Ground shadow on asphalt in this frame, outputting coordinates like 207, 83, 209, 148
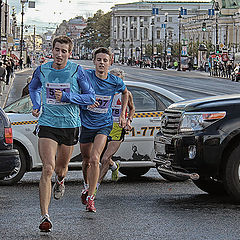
156, 193, 240, 208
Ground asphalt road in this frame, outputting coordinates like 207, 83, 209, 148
2, 62, 240, 239
2, 170, 240, 240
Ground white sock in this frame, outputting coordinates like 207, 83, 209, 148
84, 182, 89, 190
96, 183, 100, 190
57, 177, 64, 185
110, 162, 117, 171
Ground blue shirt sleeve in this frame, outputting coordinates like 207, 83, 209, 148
29, 66, 42, 111
61, 65, 95, 105
115, 75, 126, 93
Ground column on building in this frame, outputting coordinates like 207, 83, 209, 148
127, 16, 131, 40
137, 16, 140, 40
119, 16, 123, 40
149, 16, 152, 41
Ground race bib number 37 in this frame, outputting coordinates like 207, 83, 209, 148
87, 95, 111, 113
46, 83, 70, 105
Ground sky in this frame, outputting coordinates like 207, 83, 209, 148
8, 0, 211, 34
9, 0, 135, 34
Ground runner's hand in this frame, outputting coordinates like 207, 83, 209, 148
55, 90, 62, 102
119, 114, 126, 128
88, 101, 100, 108
32, 109, 40, 117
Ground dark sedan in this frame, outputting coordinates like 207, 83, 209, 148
0, 107, 19, 182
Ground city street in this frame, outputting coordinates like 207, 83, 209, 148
1, 64, 240, 239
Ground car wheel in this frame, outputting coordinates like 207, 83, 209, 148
0, 144, 26, 185
119, 167, 150, 177
224, 144, 240, 202
193, 177, 228, 196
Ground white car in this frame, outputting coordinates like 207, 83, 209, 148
1, 81, 183, 185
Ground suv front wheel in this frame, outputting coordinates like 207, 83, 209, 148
224, 144, 240, 202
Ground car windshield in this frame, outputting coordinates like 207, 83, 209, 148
4, 95, 33, 114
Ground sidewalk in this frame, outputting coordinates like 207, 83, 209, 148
0, 68, 30, 109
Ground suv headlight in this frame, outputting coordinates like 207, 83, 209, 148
179, 112, 226, 133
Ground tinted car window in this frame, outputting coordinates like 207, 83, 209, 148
4, 96, 32, 114
127, 86, 157, 112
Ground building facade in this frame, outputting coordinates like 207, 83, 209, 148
183, 0, 240, 55
111, 0, 212, 62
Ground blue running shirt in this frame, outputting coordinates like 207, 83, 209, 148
80, 69, 126, 129
29, 61, 95, 128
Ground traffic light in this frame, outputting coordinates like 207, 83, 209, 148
202, 22, 206, 31
216, 44, 220, 53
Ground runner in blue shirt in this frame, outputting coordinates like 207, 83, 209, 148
80, 47, 128, 212
29, 36, 95, 232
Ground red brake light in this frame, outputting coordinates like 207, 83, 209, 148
5, 127, 13, 144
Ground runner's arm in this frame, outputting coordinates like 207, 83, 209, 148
61, 66, 95, 105
126, 91, 135, 129
119, 87, 128, 128
29, 67, 42, 111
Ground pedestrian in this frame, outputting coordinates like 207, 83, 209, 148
0, 62, 6, 96
21, 76, 32, 97
97, 68, 135, 187
28, 35, 95, 232
27, 55, 31, 68
80, 47, 128, 213
19, 58, 23, 70
5, 61, 12, 85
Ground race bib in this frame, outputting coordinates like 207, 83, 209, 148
87, 95, 111, 113
112, 93, 122, 122
46, 82, 70, 105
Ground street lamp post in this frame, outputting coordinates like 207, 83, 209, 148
214, 1, 220, 53
178, 9, 182, 71
140, 19, 144, 64
20, 0, 28, 60
0, 0, 3, 57
163, 13, 168, 70
130, 21, 134, 65
121, 23, 125, 64
151, 16, 154, 68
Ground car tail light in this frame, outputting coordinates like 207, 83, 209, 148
4, 127, 13, 144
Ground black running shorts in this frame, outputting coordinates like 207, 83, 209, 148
37, 125, 79, 146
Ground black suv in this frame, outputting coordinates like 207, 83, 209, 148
154, 94, 240, 202
0, 107, 19, 183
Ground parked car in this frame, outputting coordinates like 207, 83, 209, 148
153, 94, 240, 202
2, 81, 183, 185
0, 107, 19, 183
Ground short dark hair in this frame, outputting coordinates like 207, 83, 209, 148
92, 47, 112, 60
52, 35, 73, 52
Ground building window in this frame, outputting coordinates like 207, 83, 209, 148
144, 16, 148, 22
157, 30, 161, 39
168, 17, 172, 22
134, 28, 137, 39
157, 17, 160, 22
144, 27, 148, 39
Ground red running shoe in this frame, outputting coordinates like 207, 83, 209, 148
39, 214, 52, 232
86, 195, 96, 213
81, 189, 88, 205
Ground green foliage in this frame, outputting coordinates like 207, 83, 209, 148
144, 44, 152, 57
82, 10, 111, 50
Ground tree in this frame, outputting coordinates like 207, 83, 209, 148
82, 10, 111, 51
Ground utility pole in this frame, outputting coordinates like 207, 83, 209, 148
5, 0, 8, 55
178, 9, 182, 71
20, 0, 25, 60
0, 0, 2, 58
